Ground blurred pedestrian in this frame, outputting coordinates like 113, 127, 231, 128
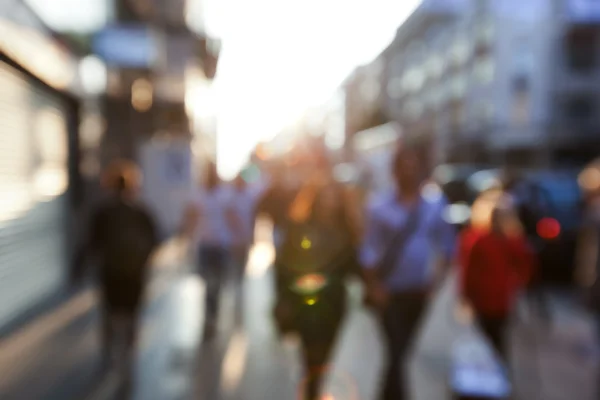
256, 162, 296, 253
182, 162, 237, 339
575, 160, 600, 400
272, 146, 361, 400
361, 144, 455, 400
228, 173, 260, 282
462, 195, 536, 361
72, 160, 159, 379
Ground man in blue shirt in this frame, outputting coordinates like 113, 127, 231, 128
361, 144, 456, 400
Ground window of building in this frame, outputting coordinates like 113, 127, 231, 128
431, 87, 443, 108
513, 39, 534, 75
565, 27, 598, 73
391, 53, 404, 71
473, 55, 495, 84
426, 55, 445, 79
511, 92, 530, 127
402, 68, 426, 93
449, 100, 465, 130
450, 38, 470, 66
450, 73, 467, 99
565, 95, 595, 121
403, 100, 423, 120
387, 76, 403, 99
360, 79, 380, 103
476, 18, 495, 44
472, 102, 494, 127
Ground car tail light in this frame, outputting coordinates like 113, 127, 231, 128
537, 218, 561, 240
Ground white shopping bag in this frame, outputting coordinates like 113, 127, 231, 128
449, 301, 511, 399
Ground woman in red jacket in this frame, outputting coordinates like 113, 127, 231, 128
461, 195, 536, 361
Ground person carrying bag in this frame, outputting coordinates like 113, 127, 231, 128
360, 144, 456, 400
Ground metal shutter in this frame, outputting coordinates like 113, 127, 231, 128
0, 62, 69, 327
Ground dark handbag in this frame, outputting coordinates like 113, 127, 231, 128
363, 201, 424, 308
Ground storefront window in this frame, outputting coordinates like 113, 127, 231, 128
402, 68, 426, 93
451, 37, 470, 66
450, 73, 468, 99
473, 56, 495, 84
387, 76, 403, 99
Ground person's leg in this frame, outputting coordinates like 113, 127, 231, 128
379, 292, 429, 400
100, 284, 118, 371
233, 245, 249, 324
201, 246, 228, 338
100, 304, 115, 370
299, 313, 343, 400
379, 297, 403, 400
477, 316, 509, 362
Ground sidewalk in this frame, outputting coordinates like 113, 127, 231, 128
6, 234, 596, 400
0, 238, 188, 400
411, 272, 600, 400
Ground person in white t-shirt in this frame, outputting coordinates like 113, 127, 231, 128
182, 163, 237, 338
228, 174, 263, 282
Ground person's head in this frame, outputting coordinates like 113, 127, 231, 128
391, 143, 424, 193
234, 173, 247, 190
470, 189, 503, 231
101, 159, 142, 199
579, 159, 600, 207
204, 162, 219, 190
490, 195, 522, 237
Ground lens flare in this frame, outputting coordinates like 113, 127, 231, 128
301, 237, 312, 249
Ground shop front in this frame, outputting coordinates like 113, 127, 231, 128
0, 10, 80, 328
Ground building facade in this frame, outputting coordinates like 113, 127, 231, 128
0, 0, 83, 329
347, 0, 600, 169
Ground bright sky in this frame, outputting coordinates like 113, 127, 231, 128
25, 0, 421, 177
203, 0, 421, 177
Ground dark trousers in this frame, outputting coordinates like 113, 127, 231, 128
379, 290, 429, 400
299, 320, 341, 400
198, 245, 229, 327
477, 315, 508, 362
231, 244, 250, 283
298, 298, 345, 400
99, 272, 145, 369
231, 244, 250, 323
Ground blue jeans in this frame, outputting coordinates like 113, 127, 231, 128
198, 245, 229, 324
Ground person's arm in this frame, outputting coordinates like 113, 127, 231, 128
180, 202, 200, 239
457, 230, 475, 299
341, 186, 363, 245
225, 202, 243, 243
506, 236, 537, 286
359, 200, 388, 306
432, 205, 457, 286
576, 224, 599, 289
464, 237, 485, 303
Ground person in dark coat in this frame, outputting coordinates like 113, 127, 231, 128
73, 160, 159, 375
272, 146, 361, 400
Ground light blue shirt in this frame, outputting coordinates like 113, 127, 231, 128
227, 184, 264, 246
360, 190, 456, 292
190, 185, 234, 247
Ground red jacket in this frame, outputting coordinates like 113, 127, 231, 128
460, 230, 536, 317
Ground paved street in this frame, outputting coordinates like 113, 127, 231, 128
1, 228, 599, 400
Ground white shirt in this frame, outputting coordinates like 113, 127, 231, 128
189, 185, 234, 247
227, 184, 263, 247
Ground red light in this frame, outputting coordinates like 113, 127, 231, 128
537, 218, 561, 240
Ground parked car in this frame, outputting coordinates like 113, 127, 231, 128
432, 164, 492, 230
467, 168, 583, 286
509, 170, 583, 286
